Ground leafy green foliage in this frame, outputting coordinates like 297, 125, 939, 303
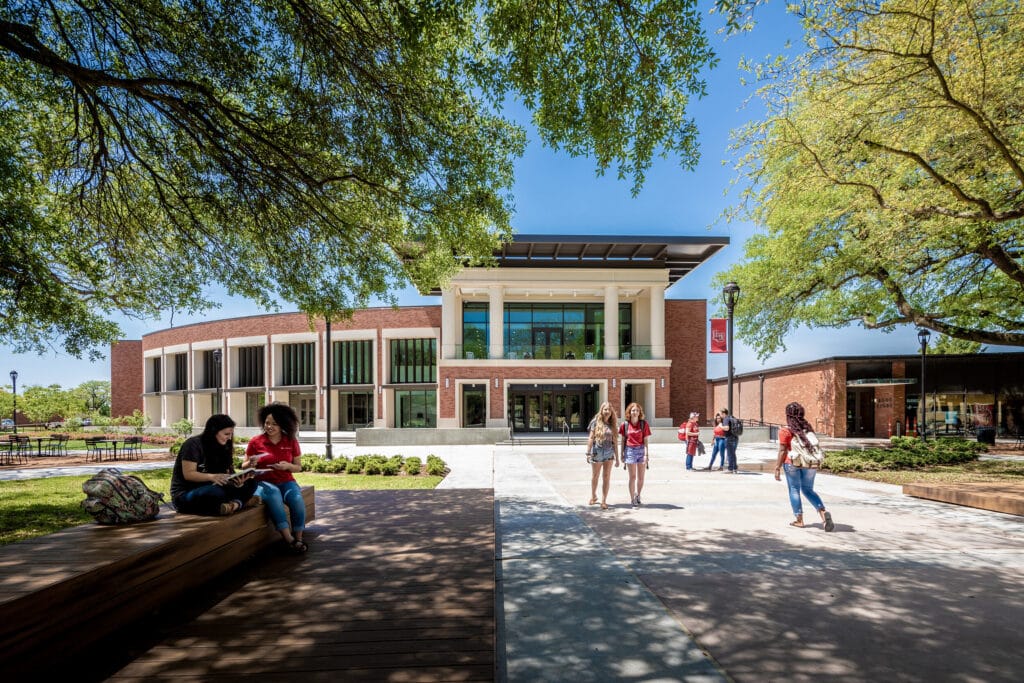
718, 0, 1024, 357
404, 456, 422, 476
825, 436, 986, 473
1, 0, 717, 358
170, 419, 194, 439
426, 454, 448, 476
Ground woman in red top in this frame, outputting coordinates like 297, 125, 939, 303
619, 402, 652, 508
682, 411, 702, 471
243, 402, 308, 553
774, 402, 835, 531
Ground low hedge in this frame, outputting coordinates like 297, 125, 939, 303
824, 436, 986, 473
303, 453, 444, 477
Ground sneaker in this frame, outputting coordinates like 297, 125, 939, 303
218, 500, 241, 515
631, 495, 638, 508
636, 496, 642, 506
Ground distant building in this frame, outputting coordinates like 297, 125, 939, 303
708, 353, 1024, 438
111, 235, 726, 435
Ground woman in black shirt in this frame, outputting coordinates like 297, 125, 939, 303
170, 414, 257, 515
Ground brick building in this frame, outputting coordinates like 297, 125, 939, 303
111, 235, 726, 435
708, 353, 1024, 438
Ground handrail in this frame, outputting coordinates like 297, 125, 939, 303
562, 421, 570, 446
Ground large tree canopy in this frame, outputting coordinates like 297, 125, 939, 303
1, 0, 716, 359
717, 0, 1024, 358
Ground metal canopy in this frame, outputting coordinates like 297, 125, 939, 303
846, 378, 917, 387
430, 234, 729, 293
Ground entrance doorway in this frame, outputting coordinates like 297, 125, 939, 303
290, 393, 317, 431
509, 385, 597, 433
846, 389, 875, 436
462, 385, 486, 428
338, 391, 373, 430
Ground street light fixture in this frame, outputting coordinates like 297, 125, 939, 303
723, 281, 741, 416
917, 328, 931, 440
9, 370, 17, 435
212, 349, 223, 414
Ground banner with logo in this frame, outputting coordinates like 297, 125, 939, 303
710, 318, 727, 353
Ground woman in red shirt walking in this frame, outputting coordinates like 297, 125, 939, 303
619, 402, 652, 508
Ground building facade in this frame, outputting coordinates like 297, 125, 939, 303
708, 353, 1024, 438
112, 236, 726, 433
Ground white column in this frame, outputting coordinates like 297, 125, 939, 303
604, 285, 619, 360
441, 289, 457, 359
650, 285, 665, 360
489, 285, 504, 359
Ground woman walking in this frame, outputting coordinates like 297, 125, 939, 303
619, 402, 651, 508
707, 413, 726, 470
585, 402, 620, 509
682, 411, 701, 471
774, 402, 835, 531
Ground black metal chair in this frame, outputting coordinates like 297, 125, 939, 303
120, 436, 142, 460
84, 436, 113, 462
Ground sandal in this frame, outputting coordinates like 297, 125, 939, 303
823, 511, 835, 532
790, 516, 805, 528
219, 500, 242, 516
289, 539, 308, 554
600, 502, 608, 510
589, 497, 599, 506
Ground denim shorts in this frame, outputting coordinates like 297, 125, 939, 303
591, 446, 615, 463
623, 445, 646, 464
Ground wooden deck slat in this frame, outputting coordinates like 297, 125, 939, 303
103, 488, 496, 681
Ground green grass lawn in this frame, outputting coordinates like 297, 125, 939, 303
0, 468, 443, 546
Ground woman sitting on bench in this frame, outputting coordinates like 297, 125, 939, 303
242, 403, 308, 554
171, 414, 257, 516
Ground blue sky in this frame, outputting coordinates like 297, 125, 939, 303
2, 3, 940, 389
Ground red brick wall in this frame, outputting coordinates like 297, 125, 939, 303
110, 340, 143, 417
665, 299, 707, 425
709, 360, 845, 436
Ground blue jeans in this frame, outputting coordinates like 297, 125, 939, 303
173, 479, 258, 516
783, 463, 826, 516
709, 437, 726, 468
725, 437, 738, 472
257, 480, 306, 533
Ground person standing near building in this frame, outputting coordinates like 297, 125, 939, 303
682, 411, 701, 471
619, 402, 652, 507
720, 407, 740, 473
586, 402, 620, 510
706, 412, 727, 471
774, 402, 835, 531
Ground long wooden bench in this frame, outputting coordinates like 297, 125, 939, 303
0, 485, 315, 677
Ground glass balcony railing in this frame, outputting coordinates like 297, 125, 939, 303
454, 345, 489, 359
454, 344, 654, 360
619, 346, 652, 360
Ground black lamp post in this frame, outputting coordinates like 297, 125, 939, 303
917, 328, 930, 440
325, 319, 333, 460
723, 281, 741, 416
758, 373, 766, 424
9, 370, 17, 435
212, 349, 223, 414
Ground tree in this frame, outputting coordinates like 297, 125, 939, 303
930, 335, 985, 355
73, 380, 112, 416
1, 0, 716, 359
717, 0, 1024, 358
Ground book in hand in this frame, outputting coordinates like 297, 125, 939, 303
221, 468, 271, 484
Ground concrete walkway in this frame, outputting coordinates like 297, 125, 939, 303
4, 441, 1023, 681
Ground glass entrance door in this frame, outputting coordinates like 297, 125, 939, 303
532, 328, 563, 359
509, 386, 596, 433
846, 389, 875, 437
290, 393, 317, 431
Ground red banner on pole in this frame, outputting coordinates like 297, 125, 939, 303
710, 318, 727, 353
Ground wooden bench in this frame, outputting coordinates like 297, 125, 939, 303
0, 485, 315, 677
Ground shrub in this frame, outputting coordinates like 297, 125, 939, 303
404, 456, 422, 475
171, 419, 194, 438
825, 436, 984, 473
170, 437, 187, 456
347, 455, 368, 474
380, 460, 400, 475
426, 455, 447, 476
304, 455, 350, 473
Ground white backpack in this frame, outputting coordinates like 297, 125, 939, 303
789, 430, 825, 468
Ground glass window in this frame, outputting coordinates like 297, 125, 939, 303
396, 390, 436, 428
389, 339, 437, 383
237, 346, 265, 387
282, 342, 315, 385
333, 340, 373, 384
462, 303, 488, 358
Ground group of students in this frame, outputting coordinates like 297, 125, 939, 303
169, 402, 309, 553
586, 400, 836, 530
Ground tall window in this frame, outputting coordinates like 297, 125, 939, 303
203, 350, 222, 389
462, 302, 489, 358
396, 390, 437, 428
148, 357, 162, 393
172, 354, 188, 391
504, 303, 631, 357
333, 340, 373, 384
389, 338, 436, 383
282, 342, 315, 385
237, 346, 265, 387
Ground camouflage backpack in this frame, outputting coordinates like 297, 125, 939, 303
81, 468, 165, 524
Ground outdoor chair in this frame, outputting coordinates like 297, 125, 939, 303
120, 436, 142, 460
84, 437, 113, 462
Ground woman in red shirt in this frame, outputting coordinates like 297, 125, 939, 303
243, 402, 308, 553
774, 402, 835, 531
682, 411, 702, 471
619, 402, 652, 508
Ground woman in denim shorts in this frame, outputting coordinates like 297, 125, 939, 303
586, 402, 620, 510
618, 402, 652, 508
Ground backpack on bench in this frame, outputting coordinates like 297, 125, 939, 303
82, 468, 165, 524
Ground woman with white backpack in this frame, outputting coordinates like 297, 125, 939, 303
774, 402, 835, 531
